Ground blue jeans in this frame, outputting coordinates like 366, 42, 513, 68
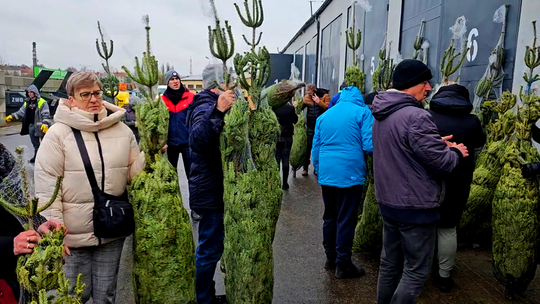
377, 216, 436, 304
194, 210, 224, 304
321, 185, 362, 265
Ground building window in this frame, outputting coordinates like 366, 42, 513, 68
196, 85, 203, 89
188, 84, 194, 89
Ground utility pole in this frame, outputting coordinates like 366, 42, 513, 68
309, 1, 323, 16
190, 57, 193, 76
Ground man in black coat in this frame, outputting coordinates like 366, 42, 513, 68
428, 84, 486, 292
302, 84, 330, 176
273, 101, 298, 190
186, 64, 235, 304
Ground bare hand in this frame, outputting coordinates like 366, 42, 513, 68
217, 90, 235, 112
37, 220, 63, 235
451, 143, 469, 158
63, 245, 71, 257
161, 144, 168, 152
14, 230, 40, 255
312, 94, 320, 104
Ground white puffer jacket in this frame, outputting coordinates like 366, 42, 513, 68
35, 99, 144, 248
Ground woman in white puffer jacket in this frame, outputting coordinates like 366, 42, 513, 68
35, 72, 144, 304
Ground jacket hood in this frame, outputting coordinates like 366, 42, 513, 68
430, 84, 473, 116
337, 86, 368, 108
27, 84, 40, 100
186, 89, 218, 128
371, 90, 423, 121
54, 98, 126, 132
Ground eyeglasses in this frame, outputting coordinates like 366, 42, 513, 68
79, 91, 103, 101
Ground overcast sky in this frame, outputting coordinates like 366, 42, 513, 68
0, 0, 318, 76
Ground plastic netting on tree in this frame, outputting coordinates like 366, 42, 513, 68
354, 0, 372, 12
473, 5, 508, 113
0, 145, 79, 304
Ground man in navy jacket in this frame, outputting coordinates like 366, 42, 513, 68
162, 70, 194, 177
186, 64, 235, 304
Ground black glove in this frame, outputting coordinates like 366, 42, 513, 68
521, 162, 540, 179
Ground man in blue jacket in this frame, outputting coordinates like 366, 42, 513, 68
162, 70, 195, 177
312, 85, 373, 279
186, 64, 235, 304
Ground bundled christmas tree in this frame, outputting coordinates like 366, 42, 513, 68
209, 0, 283, 301
290, 98, 307, 172
459, 92, 516, 239
492, 20, 540, 298
126, 15, 195, 303
95, 21, 120, 104
353, 155, 382, 255
345, 2, 365, 93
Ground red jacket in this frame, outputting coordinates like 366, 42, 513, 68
162, 90, 195, 145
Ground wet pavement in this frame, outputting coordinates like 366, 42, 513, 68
3, 132, 540, 303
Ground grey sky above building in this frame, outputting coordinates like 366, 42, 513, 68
0, 0, 316, 75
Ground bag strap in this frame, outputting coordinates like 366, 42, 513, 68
71, 128, 105, 191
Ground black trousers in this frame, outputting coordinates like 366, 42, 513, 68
275, 136, 293, 185
303, 128, 315, 171
321, 185, 363, 265
167, 144, 191, 178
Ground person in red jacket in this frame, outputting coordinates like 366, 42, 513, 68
162, 70, 195, 177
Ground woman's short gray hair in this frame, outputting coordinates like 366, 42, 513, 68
66, 72, 103, 96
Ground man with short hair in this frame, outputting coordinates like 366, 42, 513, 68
186, 64, 235, 304
5, 85, 51, 163
371, 59, 469, 304
162, 70, 195, 177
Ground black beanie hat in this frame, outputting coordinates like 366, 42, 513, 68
392, 59, 433, 90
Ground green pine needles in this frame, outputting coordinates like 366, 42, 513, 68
210, 0, 282, 301
127, 14, 195, 303
95, 21, 120, 103
122, 15, 159, 100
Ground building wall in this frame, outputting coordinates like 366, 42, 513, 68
283, 0, 538, 100
512, 0, 540, 95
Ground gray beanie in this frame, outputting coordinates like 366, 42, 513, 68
202, 64, 225, 90
165, 70, 180, 85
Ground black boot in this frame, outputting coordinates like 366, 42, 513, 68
211, 295, 228, 304
29, 156, 36, 164
282, 182, 289, 190
324, 257, 336, 270
434, 272, 455, 292
335, 262, 366, 279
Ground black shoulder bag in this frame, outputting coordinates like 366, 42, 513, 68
71, 128, 134, 240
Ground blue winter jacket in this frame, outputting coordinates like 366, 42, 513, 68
312, 86, 373, 188
185, 90, 225, 212
327, 92, 341, 110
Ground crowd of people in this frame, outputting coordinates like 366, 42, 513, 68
0, 58, 517, 304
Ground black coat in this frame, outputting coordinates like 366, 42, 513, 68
186, 90, 225, 213
306, 88, 329, 130
429, 84, 486, 228
0, 206, 23, 283
273, 102, 298, 138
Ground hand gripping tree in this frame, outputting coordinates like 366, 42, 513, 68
126, 15, 195, 304
95, 21, 120, 104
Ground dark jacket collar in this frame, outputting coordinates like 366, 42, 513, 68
429, 84, 473, 116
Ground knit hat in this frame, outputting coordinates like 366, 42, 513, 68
392, 59, 433, 90
165, 70, 180, 85
202, 64, 225, 90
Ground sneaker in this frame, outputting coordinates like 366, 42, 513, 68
434, 273, 455, 292
335, 262, 366, 279
324, 258, 336, 270
282, 183, 289, 190
302, 170, 308, 176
